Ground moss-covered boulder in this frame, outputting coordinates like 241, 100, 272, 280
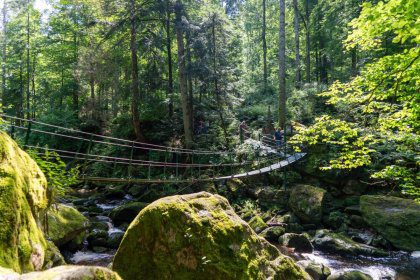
112, 192, 309, 280
289, 184, 329, 224
297, 260, 331, 280
248, 215, 268, 233
259, 226, 286, 243
109, 201, 148, 226
313, 230, 388, 257
15, 265, 121, 280
47, 204, 89, 250
0, 132, 62, 273
360, 195, 420, 251
279, 233, 313, 253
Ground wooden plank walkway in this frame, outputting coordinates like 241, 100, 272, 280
80, 153, 307, 184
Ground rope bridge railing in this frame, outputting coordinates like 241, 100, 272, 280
1, 114, 305, 184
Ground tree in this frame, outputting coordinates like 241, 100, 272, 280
129, 0, 143, 141
175, 0, 193, 148
293, 0, 301, 87
262, 0, 267, 93
278, 0, 286, 129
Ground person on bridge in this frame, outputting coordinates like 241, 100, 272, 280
274, 128, 283, 147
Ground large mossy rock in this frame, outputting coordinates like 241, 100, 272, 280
47, 204, 89, 250
313, 230, 388, 257
360, 195, 420, 251
0, 132, 62, 273
289, 185, 328, 224
0, 265, 121, 280
112, 192, 309, 280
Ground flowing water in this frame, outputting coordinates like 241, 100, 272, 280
302, 250, 420, 280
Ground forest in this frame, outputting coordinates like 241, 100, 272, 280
0, 0, 419, 279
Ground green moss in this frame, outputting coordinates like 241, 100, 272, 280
248, 215, 268, 233
289, 184, 327, 224
0, 132, 53, 273
113, 192, 309, 280
47, 204, 89, 247
360, 195, 420, 251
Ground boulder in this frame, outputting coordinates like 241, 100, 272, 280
313, 230, 388, 257
259, 226, 286, 243
254, 186, 289, 208
109, 201, 148, 226
289, 185, 329, 224
324, 211, 348, 229
112, 192, 309, 280
327, 270, 372, 280
248, 215, 268, 233
279, 233, 313, 253
360, 195, 420, 251
0, 132, 63, 273
47, 204, 89, 250
297, 260, 331, 280
342, 180, 366, 196
15, 265, 121, 280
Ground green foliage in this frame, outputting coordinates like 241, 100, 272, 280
27, 149, 79, 203
292, 0, 419, 200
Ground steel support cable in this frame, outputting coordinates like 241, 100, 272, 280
0, 114, 233, 155
27, 145, 283, 169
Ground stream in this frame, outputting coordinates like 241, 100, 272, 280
66, 190, 419, 279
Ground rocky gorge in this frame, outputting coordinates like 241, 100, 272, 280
0, 132, 419, 280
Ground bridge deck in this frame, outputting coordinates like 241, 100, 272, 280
80, 153, 307, 184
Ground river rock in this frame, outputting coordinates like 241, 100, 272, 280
313, 230, 388, 257
297, 260, 331, 280
279, 233, 313, 253
112, 192, 310, 280
259, 226, 286, 243
360, 195, 420, 251
109, 201, 148, 226
289, 184, 329, 224
324, 211, 348, 229
327, 270, 373, 280
248, 215, 268, 233
17, 265, 121, 280
0, 132, 63, 273
47, 204, 89, 250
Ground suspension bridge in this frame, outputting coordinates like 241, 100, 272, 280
1, 114, 306, 184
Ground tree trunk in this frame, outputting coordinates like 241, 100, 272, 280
129, 0, 143, 141
186, 29, 194, 134
166, 0, 174, 118
1, 1, 6, 106
175, 0, 193, 148
26, 0, 30, 119
278, 0, 286, 129
31, 55, 36, 118
18, 55, 24, 120
319, 37, 328, 84
212, 15, 229, 148
305, 0, 310, 83
262, 0, 268, 93
293, 0, 301, 87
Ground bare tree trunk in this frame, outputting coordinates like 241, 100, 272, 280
166, 0, 174, 118
32, 55, 36, 118
186, 29, 194, 134
319, 37, 328, 84
18, 54, 24, 120
262, 0, 268, 93
278, 0, 286, 129
293, 0, 301, 87
175, 0, 193, 148
1, 1, 6, 106
129, 0, 143, 141
305, 0, 310, 83
26, 0, 30, 119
